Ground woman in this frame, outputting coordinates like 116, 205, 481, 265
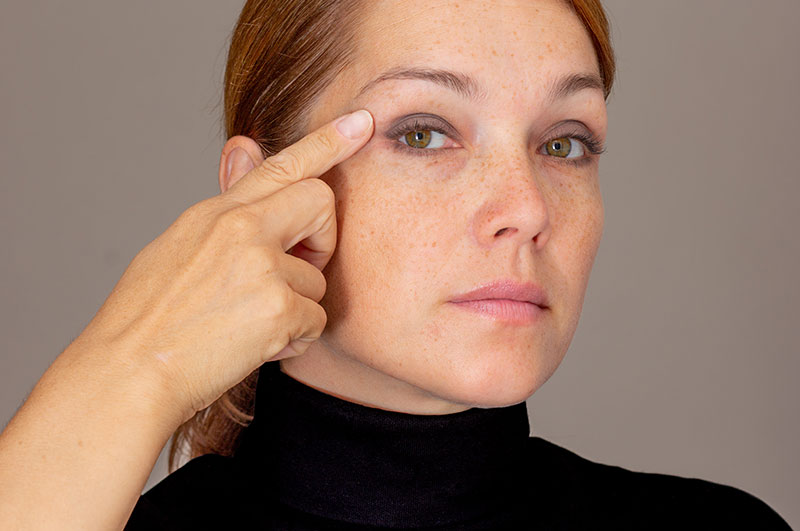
0, 0, 791, 529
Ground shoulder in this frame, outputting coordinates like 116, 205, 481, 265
526, 436, 791, 530
125, 454, 252, 530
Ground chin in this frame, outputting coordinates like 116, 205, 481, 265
423, 352, 557, 409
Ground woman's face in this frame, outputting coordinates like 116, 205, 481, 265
280, 0, 607, 414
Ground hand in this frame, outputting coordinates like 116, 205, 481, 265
79, 109, 373, 422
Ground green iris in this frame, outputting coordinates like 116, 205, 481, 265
546, 137, 572, 157
404, 130, 432, 149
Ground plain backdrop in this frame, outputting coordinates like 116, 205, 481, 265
1, 1, 797, 526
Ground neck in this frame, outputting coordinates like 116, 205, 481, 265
235, 361, 532, 528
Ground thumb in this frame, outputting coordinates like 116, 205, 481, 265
225, 147, 256, 189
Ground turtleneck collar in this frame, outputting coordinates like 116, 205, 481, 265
235, 361, 532, 528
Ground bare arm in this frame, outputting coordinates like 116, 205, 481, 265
0, 110, 374, 530
0, 336, 182, 529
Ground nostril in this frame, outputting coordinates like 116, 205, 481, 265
495, 227, 510, 236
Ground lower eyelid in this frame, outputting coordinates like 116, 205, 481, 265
389, 140, 443, 157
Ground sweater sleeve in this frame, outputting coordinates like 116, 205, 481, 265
124, 454, 238, 531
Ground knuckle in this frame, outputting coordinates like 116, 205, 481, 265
258, 246, 281, 275
240, 244, 279, 277
317, 303, 329, 330
263, 281, 293, 319
299, 178, 336, 205
307, 130, 339, 158
177, 198, 214, 230
265, 150, 304, 181
313, 264, 328, 291
310, 266, 328, 301
193, 195, 223, 215
213, 206, 255, 235
177, 202, 202, 225
311, 304, 328, 338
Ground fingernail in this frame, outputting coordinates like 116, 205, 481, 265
335, 109, 372, 140
226, 147, 253, 177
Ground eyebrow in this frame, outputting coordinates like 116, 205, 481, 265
355, 66, 604, 104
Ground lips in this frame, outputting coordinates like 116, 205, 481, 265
449, 279, 548, 308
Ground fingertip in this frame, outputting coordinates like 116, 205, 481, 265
334, 109, 373, 140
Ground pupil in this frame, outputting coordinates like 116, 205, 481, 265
554, 141, 562, 150
415, 132, 423, 140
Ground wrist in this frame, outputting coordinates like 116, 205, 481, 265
0, 335, 187, 529
59, 334, 191, 437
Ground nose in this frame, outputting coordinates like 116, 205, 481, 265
471, 151, 551, 250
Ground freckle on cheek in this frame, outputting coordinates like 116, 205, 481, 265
425, 321, 442, 342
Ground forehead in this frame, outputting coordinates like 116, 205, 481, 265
348, 0, 599, 99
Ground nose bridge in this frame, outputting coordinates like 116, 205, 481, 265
470, 143, 551, 248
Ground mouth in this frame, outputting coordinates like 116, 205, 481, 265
448, 298, 546, 325
449, 279, 549, 308
448, 279, 548, 325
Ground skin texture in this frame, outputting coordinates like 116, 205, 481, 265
220, 0, 608, 415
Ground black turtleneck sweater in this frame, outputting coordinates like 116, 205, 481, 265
126, 361, 790, 530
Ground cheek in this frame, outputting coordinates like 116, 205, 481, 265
578, 199, 604, 275
553, 178, 604, 277
324, 158, 450, 300
341, 152, 458, 258
577, 178, 604, 266
361, 189, 448, 288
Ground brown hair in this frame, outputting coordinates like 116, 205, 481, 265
168, 0, 616, 473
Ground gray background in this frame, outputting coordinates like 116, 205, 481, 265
1, 1, 797, 526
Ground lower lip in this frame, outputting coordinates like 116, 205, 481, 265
449, 299, 545, 324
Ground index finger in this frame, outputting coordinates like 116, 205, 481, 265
226, 109, 374, 202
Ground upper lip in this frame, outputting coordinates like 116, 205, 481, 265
449, 279, 549, 308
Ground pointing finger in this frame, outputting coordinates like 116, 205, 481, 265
225, 109, 374, 203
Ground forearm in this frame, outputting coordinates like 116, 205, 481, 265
0, 338, 182, 530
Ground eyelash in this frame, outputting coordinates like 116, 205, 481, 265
387, 117, 606, 167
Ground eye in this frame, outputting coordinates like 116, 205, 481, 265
388, 115, 460, 155
543, 137, 584, 159
538, 131, 605, 167
401, 129, 448, 149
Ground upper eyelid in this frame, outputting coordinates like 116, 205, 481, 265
386, 114, 458, 140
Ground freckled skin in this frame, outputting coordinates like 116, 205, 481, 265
280, 0, 608, 414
